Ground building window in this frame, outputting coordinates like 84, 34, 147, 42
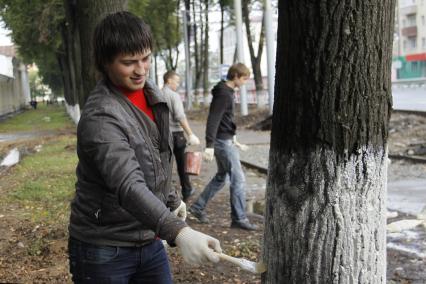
406, 14, 417, 27
422, 16, 425, 26
423, 37, 426, 48
403, 40, 407, 50
408, 36, 417, 49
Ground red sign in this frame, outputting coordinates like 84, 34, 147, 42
406, 53, 426, 61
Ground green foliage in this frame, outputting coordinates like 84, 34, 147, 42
129, 0, 181, 68
0, 104, 74, 133
0, 0, 65, 95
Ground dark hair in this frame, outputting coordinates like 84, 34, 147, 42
93, 11, 153, 75
163, 70, 178, 84
226, 63, 250, 80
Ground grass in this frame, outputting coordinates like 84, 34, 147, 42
0, 104, 74, 133
0, 105, 77, 224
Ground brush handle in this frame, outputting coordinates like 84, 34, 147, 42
218, 253, 242, 266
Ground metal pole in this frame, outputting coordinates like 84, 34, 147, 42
234, 0, 248, 116
264, 0, 276, 114
182, 10, 193, 110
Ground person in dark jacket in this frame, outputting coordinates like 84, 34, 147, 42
189, 63, 258, 231
68, 11, 221, 283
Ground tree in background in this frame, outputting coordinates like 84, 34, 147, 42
218, 0, 232, 65
129, 0, 181, 72
1, 0, 128, 107
242, 0, 264, 92
263, 1, 394, 283
0, 0, 65, 97
201, 0, 210, 99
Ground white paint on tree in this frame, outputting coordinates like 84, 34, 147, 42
264, 146, 387, 283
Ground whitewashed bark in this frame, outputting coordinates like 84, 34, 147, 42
263, 0, 394, 282
263, 146, 387, 283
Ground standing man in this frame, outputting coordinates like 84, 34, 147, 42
162, 70, 200, 202
68, 12, 221, 283
189, 63, 258, 231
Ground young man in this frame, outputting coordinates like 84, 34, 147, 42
189, 63, 258, 231
162, 70, 200, 202
68, 12, 221, 283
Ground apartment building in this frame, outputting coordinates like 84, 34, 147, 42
394, 0, 426, 79
0, 45, 31, 117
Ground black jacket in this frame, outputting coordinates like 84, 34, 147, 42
205, 81, 236, 147
69, 79, 187, 247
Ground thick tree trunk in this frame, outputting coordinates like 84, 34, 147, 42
63, 0, 84, 107
75, 0, 128, 106
263, 1, 394, 283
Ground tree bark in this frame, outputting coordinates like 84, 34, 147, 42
263, 1, 394, 283
220, 3, 225, 65
202, 0, 209, 99
242, 1, 264, 91
75, 0, 128, 107
192, 0, 203, 101
62, 0, 82, 106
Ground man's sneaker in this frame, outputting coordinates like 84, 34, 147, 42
231, 219, 258, 231
182, 189, 196, 203
188, 206, 210, 224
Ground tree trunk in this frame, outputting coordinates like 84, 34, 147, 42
220, 4, 224, 65
75, 0, 128, 107
202, 0, 209, 100
192, 0, 203, 101
263, 1, 394, 283
63, 0, 84, 107
56, 52, 74, 105
242, 1, 264, 91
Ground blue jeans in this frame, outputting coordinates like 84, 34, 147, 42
192, 138, 247, 221
68, 238, 172, 284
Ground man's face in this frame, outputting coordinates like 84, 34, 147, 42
106, 50, 151, 91
167, 75, 181, 92
234, 75, 249, 88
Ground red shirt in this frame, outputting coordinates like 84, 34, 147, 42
120, 87, 155, 122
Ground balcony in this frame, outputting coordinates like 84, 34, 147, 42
400, 5, 417, 15
402, 26, 417, 37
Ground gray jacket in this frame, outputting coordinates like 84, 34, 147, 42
69, 79, 187, 247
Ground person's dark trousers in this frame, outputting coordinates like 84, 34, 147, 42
68, 237, 172, 284
172, 131, 193, 199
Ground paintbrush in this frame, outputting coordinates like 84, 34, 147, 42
218, 253, 267, 274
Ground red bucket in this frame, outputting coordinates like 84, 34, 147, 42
184, 151, 202, 175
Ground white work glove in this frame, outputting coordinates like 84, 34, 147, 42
203, 148, 214, 162
173, 200, 187, 221
187, 134, 200, 145
175, 227, 222, 265
233, 136, 249, 151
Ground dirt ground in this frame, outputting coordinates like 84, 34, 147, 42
0, 108, 425, 283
